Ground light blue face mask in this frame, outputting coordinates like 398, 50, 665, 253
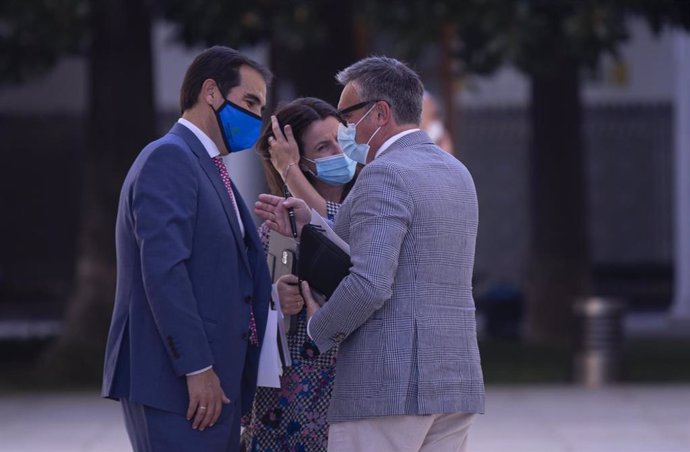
214, 100, 262, 153
303, 153, 357, 186
337, 104, 381, 165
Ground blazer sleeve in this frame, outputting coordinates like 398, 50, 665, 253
309, 162, 413, 352
132, 144, 214, 376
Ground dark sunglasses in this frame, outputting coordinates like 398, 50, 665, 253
338, 99, 380, 116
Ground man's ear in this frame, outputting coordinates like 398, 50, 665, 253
375, 101, 392, 126
201, 78, 218, 106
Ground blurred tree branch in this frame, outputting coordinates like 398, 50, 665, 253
0, 0, 87, 83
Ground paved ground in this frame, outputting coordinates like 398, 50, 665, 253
1, 384, 689, 452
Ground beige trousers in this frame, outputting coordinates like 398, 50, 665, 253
327, 412, 477, 452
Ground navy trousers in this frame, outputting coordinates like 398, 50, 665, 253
121, 399, 240, 452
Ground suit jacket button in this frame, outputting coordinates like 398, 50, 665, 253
241, 332, 248, 340
244, 295, 252, 304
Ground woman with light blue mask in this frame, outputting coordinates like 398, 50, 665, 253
241, 97, 358, 452
257, 97, 359, 221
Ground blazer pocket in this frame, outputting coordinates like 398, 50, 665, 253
336, 318, 385, 388
415, 306, 480, 379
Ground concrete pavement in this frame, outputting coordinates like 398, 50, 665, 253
472, 385, 690, 452
1, 385, 689, 452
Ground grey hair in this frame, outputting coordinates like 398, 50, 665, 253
335, 56, 424, 125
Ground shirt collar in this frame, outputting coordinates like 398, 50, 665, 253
374, 128, 420, 159
177, 118, 222, 160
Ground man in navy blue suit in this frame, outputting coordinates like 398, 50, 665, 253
102, 46, 273, 452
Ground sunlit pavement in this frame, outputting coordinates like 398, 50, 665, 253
1, 385, 689, 452
471, 385, 690, 452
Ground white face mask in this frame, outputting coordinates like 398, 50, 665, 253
337, 104, 381, 165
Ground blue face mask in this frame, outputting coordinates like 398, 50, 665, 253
337, 104, 381, 165
303, 153, 357, 186
214, 100, 262, 153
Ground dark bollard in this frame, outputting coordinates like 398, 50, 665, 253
572, 297, 626, 387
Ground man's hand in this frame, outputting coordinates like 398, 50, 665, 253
277, 274, 304, 316
186, 368, 230, 431
254, 193, 310, 237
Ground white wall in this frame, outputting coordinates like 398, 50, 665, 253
0, 22, 269, 114
0, 56, 87, 114
459, 19, 676, 108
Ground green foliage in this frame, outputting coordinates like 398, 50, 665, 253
163, 0, 349, 52
3, 0, 687, 85
367, 0, 690, 77
0, 0, 87, 83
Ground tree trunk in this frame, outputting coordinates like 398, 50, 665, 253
39, 0, 155, 383
274, 1, 358, 106
525, 56, 590, 343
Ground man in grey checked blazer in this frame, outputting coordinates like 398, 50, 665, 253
256, 56, 484, 451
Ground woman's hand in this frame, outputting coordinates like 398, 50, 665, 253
268, 115, 300, 180
277, 274, 304, 316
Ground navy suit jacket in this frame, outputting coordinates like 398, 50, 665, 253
102, 123, 271, 418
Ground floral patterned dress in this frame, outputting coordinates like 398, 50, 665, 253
241, 206, 340, 452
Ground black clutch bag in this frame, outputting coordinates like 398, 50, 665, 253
297, 224, 351, 299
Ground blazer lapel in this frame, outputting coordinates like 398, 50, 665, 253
170, 123, 251, 274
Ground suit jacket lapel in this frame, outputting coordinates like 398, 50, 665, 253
170, 123, 251, 274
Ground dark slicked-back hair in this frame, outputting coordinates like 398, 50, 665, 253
335, 56, 423, 125
256, 97, 354, 200
179, 46, 273, 114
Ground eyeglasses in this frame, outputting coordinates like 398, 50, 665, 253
338, 99, 380, 116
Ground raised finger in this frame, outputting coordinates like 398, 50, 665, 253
283, 124, 296, 146
271, 115, 286, 142
258, 193, 282, 206
254, 200, 273, 215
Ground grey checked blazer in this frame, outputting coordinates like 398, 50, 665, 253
309, 130, 485, 422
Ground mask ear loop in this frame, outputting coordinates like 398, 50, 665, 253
298, 156, 317, 178
361, 103, 382, 145
355, 103, 378, 127
366, 126, 382, 145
